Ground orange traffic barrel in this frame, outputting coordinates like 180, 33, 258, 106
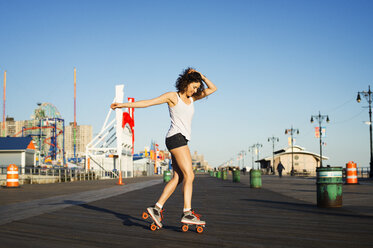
346, 161, 358, 184
6, 164, 19, 188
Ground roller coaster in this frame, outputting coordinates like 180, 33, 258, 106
13, 103, 65, 165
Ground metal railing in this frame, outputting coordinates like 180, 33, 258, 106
357, 167, 370, 178
0, 167, 121, 184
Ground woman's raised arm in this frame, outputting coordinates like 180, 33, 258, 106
111, 92, 176, 110
193, 72, 217, 101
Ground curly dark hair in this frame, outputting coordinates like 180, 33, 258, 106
175, 67, 205, 98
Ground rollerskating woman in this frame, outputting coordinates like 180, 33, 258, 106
111, 68, 217, 231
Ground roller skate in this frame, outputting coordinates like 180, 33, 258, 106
181, 209, 206, 234
142, 205, 164, 231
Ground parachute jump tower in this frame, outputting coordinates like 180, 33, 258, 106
73, 67, 77, 163
85, 85, 134, 178
2, 71, 6, 137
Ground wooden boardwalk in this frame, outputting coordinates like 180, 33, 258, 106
0, 174, 372, 247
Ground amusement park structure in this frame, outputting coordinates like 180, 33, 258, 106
85, 85, 135, 178
73, 67, 77, 163
13, 103, 65, 166
2, 68, 86, 167
2, 71, 6, 137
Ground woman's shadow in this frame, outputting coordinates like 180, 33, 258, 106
63, 200, 180, 231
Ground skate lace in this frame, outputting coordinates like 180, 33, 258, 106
191, 210, 201, 220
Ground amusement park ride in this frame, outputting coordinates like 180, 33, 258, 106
13, 102, 65, 166
2, 68, 134, 175
9, 68, 73, 167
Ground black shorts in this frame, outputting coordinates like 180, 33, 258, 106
165, 133, 188, 151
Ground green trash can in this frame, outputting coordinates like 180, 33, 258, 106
209, 171, 214, 177
250, 169, 262, 188
233, 169, 240, 182
316, 167, 343, 208
217, 171, 222, 179
163, 170, 172, 183
222, 170, 227, 180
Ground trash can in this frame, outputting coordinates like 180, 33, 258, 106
316, 167, 343, 208
233, 169, 240, 182
250, 169, 262, 188
209, 170, 214, 177
217, 171, 222, 179
163, 170, 172, 183
222, 170, 227, 180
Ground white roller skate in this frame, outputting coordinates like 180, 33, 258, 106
142, 205, 164, 231
181, 209, 206, 233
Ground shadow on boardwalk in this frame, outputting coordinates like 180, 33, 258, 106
62, 200, 182, 233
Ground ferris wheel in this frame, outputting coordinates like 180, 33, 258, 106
31, 102, 62, 120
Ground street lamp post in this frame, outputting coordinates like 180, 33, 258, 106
237, 153, 240, 168
268, 136, 279, 174
239, 150, 246, 170
310, 111, 330, 168
357, 86, 373, 178
248, 146, 255, 169
252, 143, 263, 170
285, 126, 299, 176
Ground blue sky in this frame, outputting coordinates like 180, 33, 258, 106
1, 0, 372, 168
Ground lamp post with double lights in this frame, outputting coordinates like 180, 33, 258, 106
285, 126, 299, 176
251, 143, 263, 170
357, 86, 373, 177
310, 111, 330, 168
248, 146, 255, 170
268, 136, 279, 174
239, 150, 246, 169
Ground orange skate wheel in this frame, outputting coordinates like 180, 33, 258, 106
142, 212, 149, 219
182, 225, 189, 232
150, 224, 157, 231
196, 226, 204, 233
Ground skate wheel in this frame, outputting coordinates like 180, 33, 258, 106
142, 212, 149, 219
150, 223, 158, 231
196, 226, 204, 233
182, 224, 189, 232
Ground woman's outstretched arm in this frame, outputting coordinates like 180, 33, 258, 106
111, 92, 176, 110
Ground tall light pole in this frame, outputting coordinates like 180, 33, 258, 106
239, 150, 246, 169
285, 126, 299, 176
252, 143, 263, 170
237, 153, 240, 168
268, 136, 279, 174
310, 111, 330, 168
248, 146, 255, 169
357, 86, 373, 178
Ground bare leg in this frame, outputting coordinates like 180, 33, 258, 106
156, 146, 193, 209
167, 145, 194, 209
157, 155, 183, 206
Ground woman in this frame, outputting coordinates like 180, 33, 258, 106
111, 68, 217, 229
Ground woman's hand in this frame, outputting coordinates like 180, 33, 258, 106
188, 68, 206, 81
111, 103, 121, 110
188, 68, 200, 75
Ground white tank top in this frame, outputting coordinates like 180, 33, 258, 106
166, 93, 194, 141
